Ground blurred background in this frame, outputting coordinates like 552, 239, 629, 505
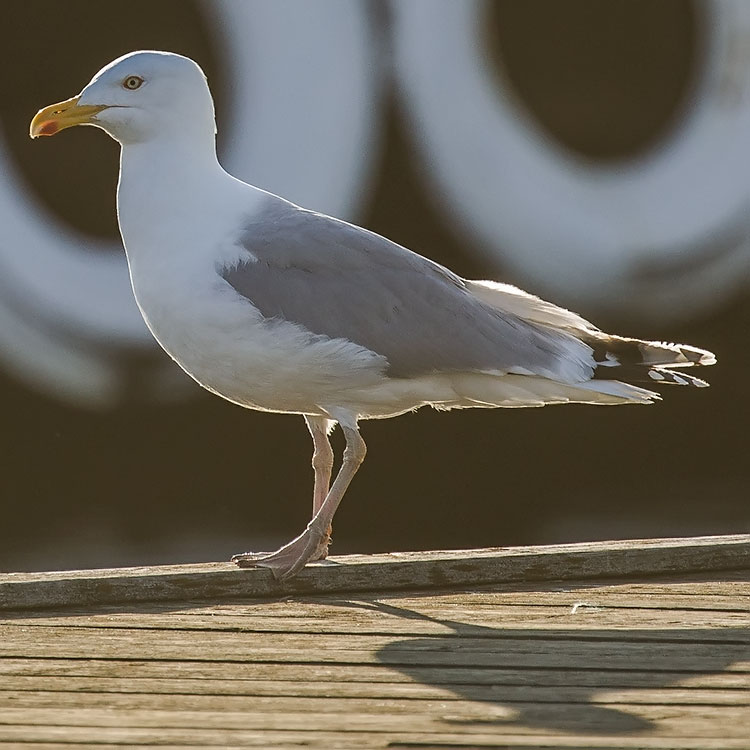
0, 0, 747, 572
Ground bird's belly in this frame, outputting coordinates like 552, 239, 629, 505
131, 272, 386, 415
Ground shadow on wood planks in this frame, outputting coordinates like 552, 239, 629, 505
339, 597, 750, 736
2, 572, 747, 738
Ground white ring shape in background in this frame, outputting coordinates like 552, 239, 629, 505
393, 0, 750, 317
0, 0, 381, 406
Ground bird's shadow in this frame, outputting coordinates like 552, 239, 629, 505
3, 575, 746, 736
325, 591, 749, 736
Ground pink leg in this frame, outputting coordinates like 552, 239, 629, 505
232, 418, 366, 580
306, 415, 334, 560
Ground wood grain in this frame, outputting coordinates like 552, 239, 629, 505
0, 536, 747, 748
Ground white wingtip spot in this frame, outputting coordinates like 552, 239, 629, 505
648, 370, 665, 381
595, 352, 619, 368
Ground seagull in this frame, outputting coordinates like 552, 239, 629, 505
30, 51, 716, 580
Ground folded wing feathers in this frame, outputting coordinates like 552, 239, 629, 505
467, 280, 596, 332
646, 367, 709, 388
589, 334, 716, 368
585, 334, 715, 387
467, 279, 716, 389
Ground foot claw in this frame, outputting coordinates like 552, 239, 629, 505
231, 551, 271, 567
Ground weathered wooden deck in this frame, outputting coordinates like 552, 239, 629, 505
0, 534, 748, 748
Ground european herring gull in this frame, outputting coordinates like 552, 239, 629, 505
30, 51, 716, 580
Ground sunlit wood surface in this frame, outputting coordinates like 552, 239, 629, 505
0, 535, 748, 748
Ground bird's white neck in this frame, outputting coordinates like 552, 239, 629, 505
118, 135, 223, 202
117, 136, 229, 252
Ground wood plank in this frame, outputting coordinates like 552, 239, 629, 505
1, 658, 747, 688
0, 658, 746, 689
2, 682, 746, 706
6, 581, 750, 627
1, 624, 748, 667
1, 534, 748, 610
6, 605, 748, 635
0, 704, 748, 736
0, 726, 747, 749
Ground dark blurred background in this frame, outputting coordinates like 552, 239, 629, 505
0, 1, 747, 572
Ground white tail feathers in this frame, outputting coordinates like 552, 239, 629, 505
448, 372, 659, 408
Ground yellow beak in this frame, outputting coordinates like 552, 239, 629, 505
29, 95, 107, 138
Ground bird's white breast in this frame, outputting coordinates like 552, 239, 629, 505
117, 156, 385, 415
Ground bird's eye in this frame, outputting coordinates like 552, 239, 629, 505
123, 76, 144, 90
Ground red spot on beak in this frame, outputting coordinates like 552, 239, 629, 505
38, 121, 60, 136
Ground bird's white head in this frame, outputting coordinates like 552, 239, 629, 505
30, 50, 216, 146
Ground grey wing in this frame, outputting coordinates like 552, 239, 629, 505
220, 197, 593, 382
